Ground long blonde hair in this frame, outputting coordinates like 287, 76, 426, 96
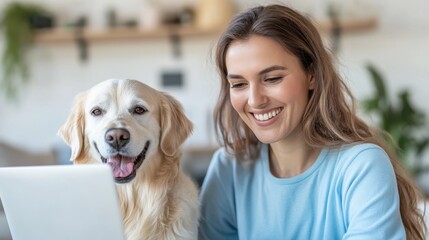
213, 4, 426, 239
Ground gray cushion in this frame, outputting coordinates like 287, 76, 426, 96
0, 142, 56, 167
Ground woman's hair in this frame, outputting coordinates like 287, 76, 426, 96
213, 4, 426, 239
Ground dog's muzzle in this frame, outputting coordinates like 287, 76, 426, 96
95, 140, 150, 184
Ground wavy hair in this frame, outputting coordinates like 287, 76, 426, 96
213, 4, 426, 239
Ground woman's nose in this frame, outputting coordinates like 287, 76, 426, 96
248, 85, 268, 108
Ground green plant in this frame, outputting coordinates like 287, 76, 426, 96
362, 63, 429, 175
0, 2, 49, 99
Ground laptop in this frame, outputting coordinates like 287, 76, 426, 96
0, 164, 125, 240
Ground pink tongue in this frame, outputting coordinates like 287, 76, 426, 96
106, 156, 135, 178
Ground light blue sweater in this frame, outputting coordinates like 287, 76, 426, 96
198, 143, 405, 240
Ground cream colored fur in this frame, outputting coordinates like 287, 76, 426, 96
58, 79, 199, 240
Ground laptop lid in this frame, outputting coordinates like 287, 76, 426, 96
0, 164, 125, 240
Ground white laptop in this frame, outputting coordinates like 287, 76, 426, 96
0, 164, 125, 240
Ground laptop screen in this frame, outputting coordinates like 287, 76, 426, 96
0, 164, 125, 240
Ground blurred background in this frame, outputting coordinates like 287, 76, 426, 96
0, 0, 429, 238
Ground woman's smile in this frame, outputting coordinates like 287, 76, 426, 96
252, 107, 283, 121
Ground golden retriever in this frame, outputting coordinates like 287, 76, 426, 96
58, 79, 199, 240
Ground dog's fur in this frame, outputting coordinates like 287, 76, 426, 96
59, 79, 199, 240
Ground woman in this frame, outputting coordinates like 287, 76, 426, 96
199, 4, 426, 240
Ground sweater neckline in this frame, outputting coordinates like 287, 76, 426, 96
261, 144, 329, 185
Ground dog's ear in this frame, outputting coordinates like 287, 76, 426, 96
159, 93, 193, 157
58, 92, 87, 162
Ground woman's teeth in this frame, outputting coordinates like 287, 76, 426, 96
254, 108, 281, 121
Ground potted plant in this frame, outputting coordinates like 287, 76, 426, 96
0, 2, 54, 100
362, 63, 429, 194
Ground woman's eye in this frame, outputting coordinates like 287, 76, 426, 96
265, 77, 282, 83
230, 82, 246, 89
91, 107, 103, 116
133, 106, 147, 115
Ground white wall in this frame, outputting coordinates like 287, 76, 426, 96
0, 0, 428, 159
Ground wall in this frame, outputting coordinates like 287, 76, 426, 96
0, 0, 428, 159
0, 0, 221, 152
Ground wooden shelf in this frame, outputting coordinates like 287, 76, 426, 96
33, 25, 221, 43
33, 16, 377, 44
315, 16, 377, 33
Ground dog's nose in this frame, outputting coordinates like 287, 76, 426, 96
105, 128, 130, 150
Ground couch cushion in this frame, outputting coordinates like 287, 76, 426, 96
0, 142, 56, 167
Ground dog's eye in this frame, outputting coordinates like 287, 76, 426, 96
91, 107, 103, 116
133, 106, 147, 115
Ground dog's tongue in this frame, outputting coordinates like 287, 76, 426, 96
106, 156, 135, 178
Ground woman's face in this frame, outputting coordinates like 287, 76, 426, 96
225, 35, 314, 144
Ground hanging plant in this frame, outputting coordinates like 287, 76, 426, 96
0, 2, 54, 100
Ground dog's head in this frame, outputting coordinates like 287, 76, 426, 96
58, 79, 193, 184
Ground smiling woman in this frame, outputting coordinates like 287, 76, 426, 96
198, 4, 427, 240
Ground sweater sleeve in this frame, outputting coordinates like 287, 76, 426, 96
198, 149, 238, 240
341, 145, 406, 240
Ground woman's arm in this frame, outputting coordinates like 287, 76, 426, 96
198, 149, 239, 240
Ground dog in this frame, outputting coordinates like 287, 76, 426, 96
58, 79, 199, 239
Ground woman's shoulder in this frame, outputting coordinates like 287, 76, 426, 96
340, 142, 384, 153
211, 147, 236, 163
206, 147, 237, 174
332, 142, 393, 176
335, 143, 388, 161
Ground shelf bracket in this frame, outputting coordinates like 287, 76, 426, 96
169, 30, 182, 59
74, 17, 89, 62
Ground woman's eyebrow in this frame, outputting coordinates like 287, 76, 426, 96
259, 65, 286, 75
227, 65, 286, 79
226, 73, 243, 79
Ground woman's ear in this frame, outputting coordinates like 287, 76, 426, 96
159, 93, 193, 157
306, 63, 315, 90
308, 75, 315, 90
